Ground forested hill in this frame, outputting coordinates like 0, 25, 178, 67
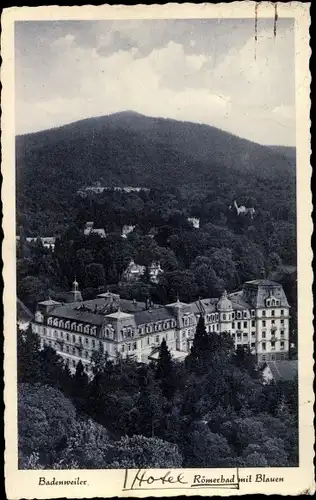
16, 111, 296, 235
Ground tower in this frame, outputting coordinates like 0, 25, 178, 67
71, 277, 83, 302
217, 290, 233, 334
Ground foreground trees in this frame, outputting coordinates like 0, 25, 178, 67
17, 323, 298, 469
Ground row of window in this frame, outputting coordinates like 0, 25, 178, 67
262, 319, 285, 327
261, 309, 285, 317
47, 317, 97, 335
261, 330, 285, 339
261, 341, 285, 351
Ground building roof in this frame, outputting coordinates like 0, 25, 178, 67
264, 360, 298, 382
217, 290, 233, 311
38, 299, 61, 306
134, 307, 175, 326
106, 310, 134, 320
17, 298, 33, 322
245, 279, 280, 287
229, 291, 252, 310
149, 348, 187, 361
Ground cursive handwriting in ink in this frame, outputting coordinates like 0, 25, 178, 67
125, 469, 188, 490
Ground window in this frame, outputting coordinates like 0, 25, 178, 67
281, 309, 284, 316
84, 351, 88, 359
237, 321, 241, 330
252, 331, 255, 337
243, 332, 248, 338
72, 335, 76, 343
73, 360, 76, 367
280, 330, 285, 338
280, 341, 284, 350
262, 311, 266, 317
133, 342, 137, 350
262, 331, 266, 339
251, 342, 255, 348
72, 347, 76, 355
66, 345, 69, 353
271, 319, 275, 325
122, 345, 125, 352
92, 339, 95, 348
147, 337, 150, 345
66, 333, 69, 341
237, 312, 241, 319
243, 321, 247, 328
232, 312, 235, 319
232, 322, 235, 329
262, 320, 266, 327
271, 310, 275, 317
48, 317, 53, 325
271, 341, 275, 351
79, 336, 82, 344
266, 299, 270, 307
251, 310, 255, 317
60, 331, 63, 338
156, 335, 159, 343
85, 337, 89, 345
281, 319, 284, 325
128, 344, 131, 351
237, 332, 241, 338
243, 312, 247, 318
262, 355, 266, 361
216, 324, 219, 331
262, 342, 266, 351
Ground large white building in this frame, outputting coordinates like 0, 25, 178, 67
31, 279, 290, 373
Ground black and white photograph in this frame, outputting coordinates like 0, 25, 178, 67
2, 3, 313, 498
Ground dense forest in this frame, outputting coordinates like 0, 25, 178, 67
16, 111, 296, 236
18, 319, 298, 469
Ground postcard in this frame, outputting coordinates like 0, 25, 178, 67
2, 2, 314, 498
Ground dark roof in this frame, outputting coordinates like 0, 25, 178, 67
50, 304, 105, 325
265, 360, 298, 381
245, 279, 280, 287
134, 307, 175, 326
229, 292, 252, 310
17, 298, 33, 322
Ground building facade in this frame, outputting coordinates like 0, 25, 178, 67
31, 279, 290, 373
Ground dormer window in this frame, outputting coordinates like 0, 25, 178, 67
84, 325, 90, 334
53, 318, 59, 326
71, 322, 76, 331
77, 324, 83, 332
237, 311, 241, 319
266, 299, 271, 307
48, 317, 53, 325
59, 320, 64, 328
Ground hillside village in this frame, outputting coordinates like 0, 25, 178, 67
16, 112, 298, 470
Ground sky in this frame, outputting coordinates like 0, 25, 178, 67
15, 18, 296, 146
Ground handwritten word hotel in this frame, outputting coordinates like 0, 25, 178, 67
31, 278, 290, 371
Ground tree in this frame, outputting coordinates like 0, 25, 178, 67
234, 345, 257, 376
104, 435, 183, 468
186, 315, 213, 373
17, 275, 47, 312
85, 263, 106, 288
155, 339, 176, 399
18, 383, 77, 468
17, 326, 43, 384
72, 361, 89, 412
185, 423, 234, 467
